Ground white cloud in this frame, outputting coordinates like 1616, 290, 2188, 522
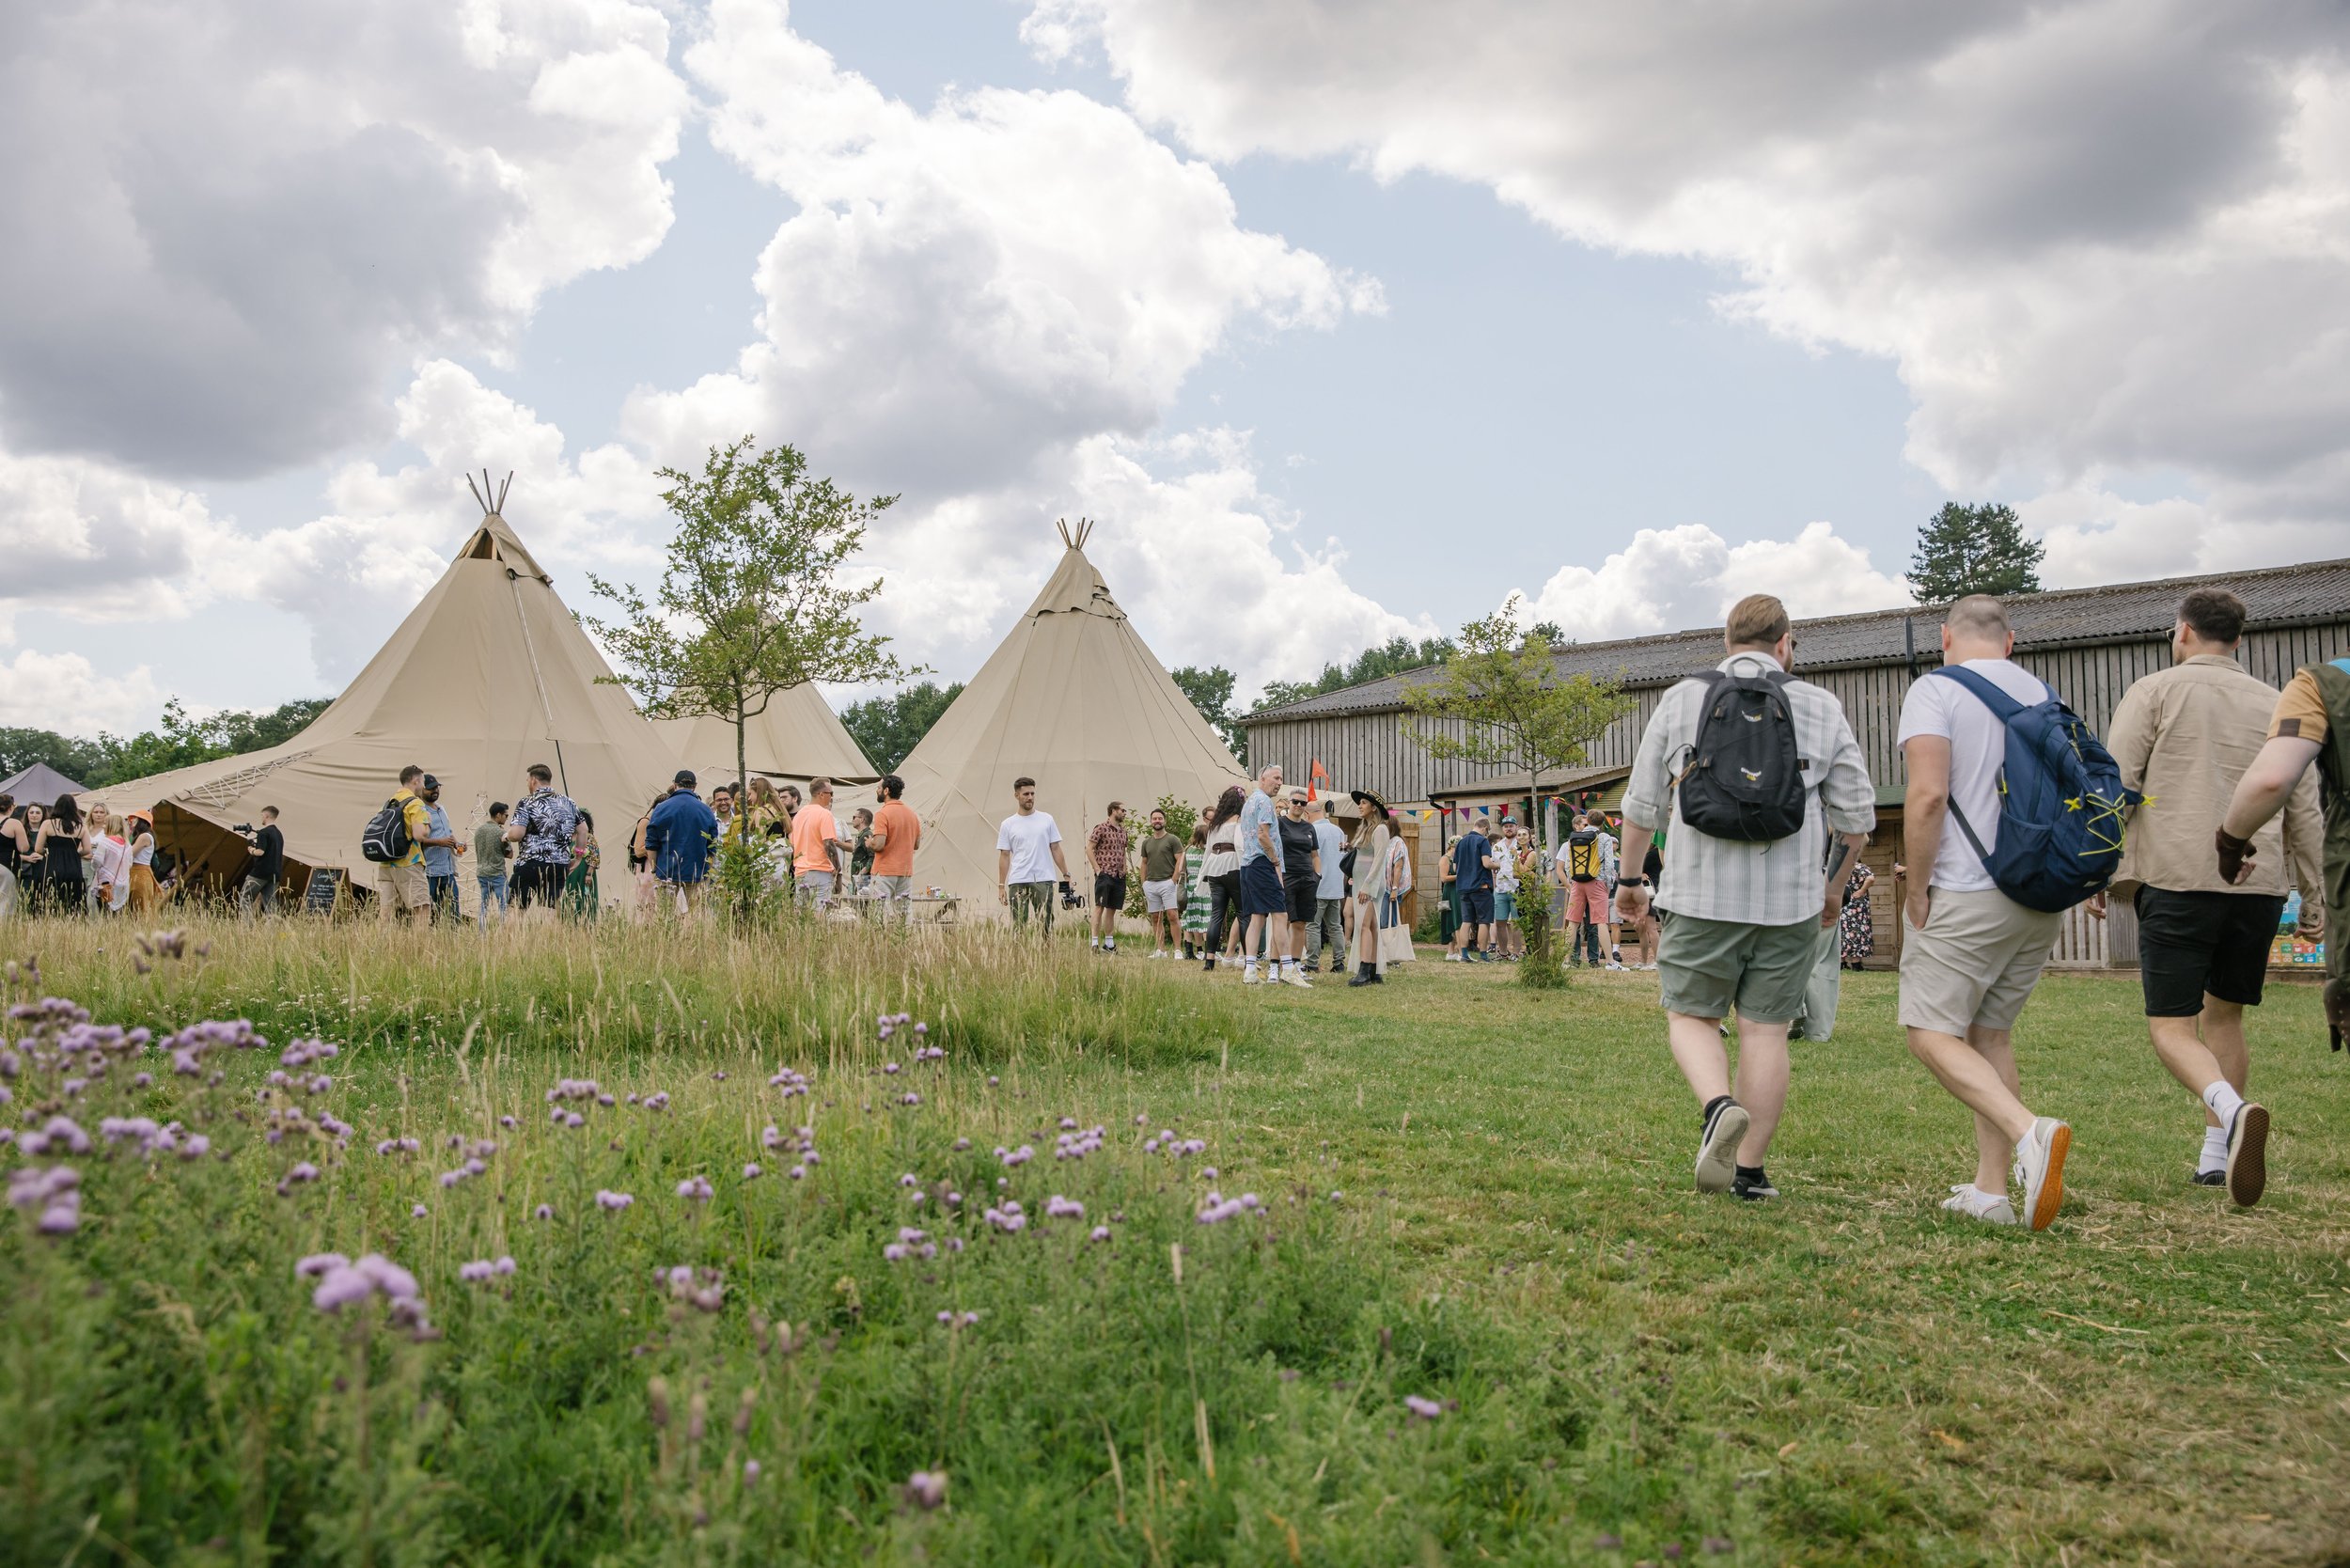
1513, 523, 1910, 643
1035, 1, 2350, 551
0, 650, 164, 736
0, 0, 685, 478
0, 453, 219, 635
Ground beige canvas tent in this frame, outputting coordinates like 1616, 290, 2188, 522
894, 519, 1247, 912
91, 476, 682, 913
655, 682, 874, 792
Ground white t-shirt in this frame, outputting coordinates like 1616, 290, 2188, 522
1896, 658, 2049, 894
996, 810, 1062, 885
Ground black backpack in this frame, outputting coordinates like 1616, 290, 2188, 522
1675, 663, 1810, 842
360, 795, 414, 863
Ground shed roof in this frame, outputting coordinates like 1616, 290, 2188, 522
1246, 557, 2350, 722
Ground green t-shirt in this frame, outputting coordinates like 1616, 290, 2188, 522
1139, 831, 1183, 882
472, 821, 509, 868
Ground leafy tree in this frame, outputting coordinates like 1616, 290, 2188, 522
212, 698, 334, 754
2, 696, 334, 792
1255, 635, 1457, 713
0, 728, 105, 788
1399, 601, 1632, 823
1170, 665, 1246, 762
1525, 619, 1566, 648
840, 681, 964, 774
586, 437, 920, 898
1908, 502, 2044, 603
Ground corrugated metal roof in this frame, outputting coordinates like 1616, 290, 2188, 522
1247, 557, 2350, 722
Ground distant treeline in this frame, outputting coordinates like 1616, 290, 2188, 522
0, 697, 333, 792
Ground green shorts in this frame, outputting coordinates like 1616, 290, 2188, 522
1655, 909, 1821, 1024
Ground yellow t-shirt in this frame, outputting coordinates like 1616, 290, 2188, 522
2267, 669, 2331, 747
394, 789, 431, 868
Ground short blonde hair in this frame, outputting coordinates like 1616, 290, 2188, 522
1945, 594, 2011, 642
1724, 594, 1790, 650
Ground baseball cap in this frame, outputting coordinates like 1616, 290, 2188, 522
674, 769, 697, 787
421, 775, 440, 790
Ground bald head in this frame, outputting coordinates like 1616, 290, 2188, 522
1942, 594, 2013, 661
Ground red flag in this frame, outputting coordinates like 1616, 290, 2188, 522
1308, 758, 1329, 802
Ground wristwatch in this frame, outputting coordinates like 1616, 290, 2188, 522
1617, 876, 1648, 888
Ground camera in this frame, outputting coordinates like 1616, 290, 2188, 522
231, 823, 256, 836
1058, 880, 1086, 911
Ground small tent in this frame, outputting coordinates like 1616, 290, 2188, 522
91, 475, 682, 912
894, 520, 1247, 911
656, 683, 875, 793
0, 761, 87, 805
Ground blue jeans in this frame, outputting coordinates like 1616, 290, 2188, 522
476, 873, 508, 922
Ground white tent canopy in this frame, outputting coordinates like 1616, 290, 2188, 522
895, 520, 1247, 911
90, 481, 681, 911
655, 682, 874, 792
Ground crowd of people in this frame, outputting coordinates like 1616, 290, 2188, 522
0, 792, 172, 917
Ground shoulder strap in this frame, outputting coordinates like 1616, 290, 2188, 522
1928, 663, 2030, 721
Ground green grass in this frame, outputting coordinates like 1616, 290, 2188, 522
4, 918, 2346, 1565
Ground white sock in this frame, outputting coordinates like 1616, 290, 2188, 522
2201, 1080, 2246, 1126
2199, 1125, 2231, 1175
1244, 956, 1258, 974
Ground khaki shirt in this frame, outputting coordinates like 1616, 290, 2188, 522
2108, 654, 2324, 910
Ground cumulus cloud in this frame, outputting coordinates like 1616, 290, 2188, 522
1034, 0, 2350, 553
0, 0, 685, 478
0, 650, 164, 736
0, 453, 218, 635
1512, 523, 1911, 643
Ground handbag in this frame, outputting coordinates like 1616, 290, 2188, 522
1377, 893, 1414, 964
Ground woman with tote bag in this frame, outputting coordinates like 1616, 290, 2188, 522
1347, 792, 1414, 986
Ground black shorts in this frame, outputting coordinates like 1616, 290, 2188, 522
2134, 886, 2284, 1016
1093, 872, 1127, 909
1285, 879, 1318, 924
1461, 886, 1495, 926
513, 860, 568, 909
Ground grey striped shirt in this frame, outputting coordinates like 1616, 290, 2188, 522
1622, 651, 1877, 926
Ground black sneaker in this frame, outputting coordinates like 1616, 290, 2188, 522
1731, 1168, 1778, 1201
2189, 1169, 2225, 1187
1695, 1098, 1748, 1193
2226, 1102, 2270, 1207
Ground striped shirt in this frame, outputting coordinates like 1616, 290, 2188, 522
1622, 651, 1877, 926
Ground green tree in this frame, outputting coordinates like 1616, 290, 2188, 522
0, 728, 105, 789
1169, 665, 1246, 761
840, 680, 964, 774
1399, 602, 1632, 827
1255, 635, 1456, 713
1908, 502, 2044, 603
586, 436, 919, 896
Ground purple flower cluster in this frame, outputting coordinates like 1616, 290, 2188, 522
995, 1144, 1035, 1168
1403, 1396, 1445, 1421
903, 1470, 948, 1511
983, 1200, 1026, 1233
1144, 1129, 1208, 1158
766, 1123, 817, 1179
1194, 1189, 1263, 1225
596, 1189, 634, 1212
1044, 1194, 1086, 1220
675, 1175, 714, 1203
884, 1226, 938, 1262
8, 1164, 80, 1233
935, 1309, 979, 1328
912, 1043, 945, 1064
19, 1115, 90, 1155
458, 1256, 517, 1283
97, 1117, 210, 1160
875, 1011, 922, 1044
298, 1252, 434, 1336
662, 1264, 724, 1311
375, 1136, 421, 1156
1054, 1125, 1106, 1161
768, 1066, 810, 1098
546, 1078, 601, 1104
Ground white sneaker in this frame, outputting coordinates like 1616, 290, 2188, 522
1149, 949, 1167, 961
1939, 1184, 2017, 1226
1444, 951, 1463, 963
2012, 1117, 2072, 1232
1242, 966, 1261, 985
1606, 962, 1627, 971
1280, 966, 1312, 989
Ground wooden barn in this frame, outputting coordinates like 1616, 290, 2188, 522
1245, 558, 2350, 967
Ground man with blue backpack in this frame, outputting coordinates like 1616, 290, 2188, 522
1898, 595, 2139, 1233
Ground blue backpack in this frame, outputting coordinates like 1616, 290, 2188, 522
1928, 666, 2140, 913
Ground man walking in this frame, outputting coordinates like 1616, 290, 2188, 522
1447, 817, 1494, 962
504, 763, 579, 916
998, 776, 1072, 933
1615, 594, 1874, 1202
1238, 763, 1307, 986
1559, 814, 1614, 966
868, 775, 922, 923
2107, 589, 2321, 1205
1490, 819, 1523, 960
1136, 808, 1184, 958
241, 806, 285, 918
1087, 802, 1132, 952
473, 802, 512, 924
1896, 595, 2076, 1231
791, 777, 844, 909
1306, 798, 1348, 971
377, 764, 436, 927
646, 769, 719, 914
418, 776, 463, 924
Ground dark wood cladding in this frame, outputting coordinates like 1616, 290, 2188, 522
1249, 623, 2350, 808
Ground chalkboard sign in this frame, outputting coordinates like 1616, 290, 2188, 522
303, 867, 344, 917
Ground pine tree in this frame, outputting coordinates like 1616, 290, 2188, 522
1908, 502, 2045, 603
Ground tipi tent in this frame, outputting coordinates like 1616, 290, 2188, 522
92, 475, 682, 912
1, 761, 87, 804
656, 683, 874, 792
895, 520, 1247, 910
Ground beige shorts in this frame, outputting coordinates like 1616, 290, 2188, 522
1898, 886, 2062, 1036
377, 861, 431, 913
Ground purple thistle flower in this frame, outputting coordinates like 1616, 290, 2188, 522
947, 1236, 964, 1253
1404, 1396, 1444, 1421
36, 1192, 80, 1233
354, 1254, 420, 1299
596, 1189, 633, 1211
499, 1114, 518, 1129
744, 1460, 761, 1483
952, 1137, 971, 1152
295, 1252, 350, 1278
534, 1203, 555, 1220
884, 1062, 900, 1074
676, 1176, 714, 1203
1090, 1225, 1111, 1242
788, 1166, 806, 1181
412, 1203, 429, 1217
494, 1255, 516, 1275
459, 1260, 495, 1283
761, 1124, 783, 1149
901, 1092, 920, 1105
132, 1072, 152, 1089
564, 1112, 585, 1129
312, 1265, 375, 1311
899, 1172, 919, 1188
439, 1171, 463, 1189
1045, 1195, 1085, 1220
743, 1163, 762, 1180
903, 1470, 948, 1511
286, 1162, 321, 1184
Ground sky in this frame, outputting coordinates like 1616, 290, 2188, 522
3, 0, 2346, 736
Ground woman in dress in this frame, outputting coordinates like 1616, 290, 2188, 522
125, 812, 163, 916
1346, 792, 1410, 985
39, 796, 84, 916
12, 804, 45, 915
0, 794, 18, 919
1197, 785, 1246, 971
1179, 821, 1211, 960
83, 803, 133, 915
744, 776, 786, 839
1838, 858, 1876, 970
563, 809, 601, 922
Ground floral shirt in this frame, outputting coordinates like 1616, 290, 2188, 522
1086, 819, 1130, 876
511, 787, 581, 867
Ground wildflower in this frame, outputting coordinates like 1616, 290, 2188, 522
564, 1112, 585, 1129
986, 1075, 998, 1087
947, 1236, 964, 1253
744, 1460, 761, 1483
884, 1062, 901, 1075
663, 1264, 725, 1311
312, 1265, 376, 1311
952, 1137, 970, 1152
983, 1201, 1026, 1233
899, 1172, 919, 1188
1089, 1225, 1111, 1243
132, 1072, 152, 1089
761, 1124, 783, 1149
901, 1092, 920, 1106
676, 1176, 714, 1203
1135, 1113, 1147, 1125
295, 1252, 349, 1277
935, 1309, 979, 1328
903, 1470, 948, 1511
534, 1203, 555, 1220
20, 1115, 91, 1156
413, 1203, 429, 1217
1045, 1195, 1085, 1220
1201, 1167, 1217, 1181
459, 1260, 495, 1283
997, 1144, 1034, 1168
945, 1190, 961, 1206
1403, 1396, 1444, 1421
439, 1170, 464, 1189
596, 1189, 634, 1211
354, 1253, 421, 1299
499, 1114, 518, 1129
712, 1071, 727, 1081
643, 1091, 670, 1112
494, 1256, 516, 1275
743, 1163, 762, 1180
282, 1161, 321, 1186
788, 1166, 806, 1181
598, 1093, 615, 1106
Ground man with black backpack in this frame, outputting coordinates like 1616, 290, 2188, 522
1897, 594, 2137, 1233
366, 764, 435, 926
1616, 594, 1876, 1202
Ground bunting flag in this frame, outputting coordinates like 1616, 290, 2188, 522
1308, 757, 1329, 803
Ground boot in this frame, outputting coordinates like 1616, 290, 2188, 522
1347, 960, 1376, 987
1202, 953, 1216, 971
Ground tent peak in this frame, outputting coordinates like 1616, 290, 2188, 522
464, 468, 514, 519
1053, 515, 1095, 552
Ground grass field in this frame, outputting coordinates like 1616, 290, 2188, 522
4, 917, 2346, 1566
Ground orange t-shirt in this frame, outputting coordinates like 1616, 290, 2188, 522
870, 799, 920, 876
790, 804, 839, 875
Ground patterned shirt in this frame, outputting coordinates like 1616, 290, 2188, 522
510, 786, 581, 867
1622, 651, 1876, 926
1087, 818, 1131, 876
